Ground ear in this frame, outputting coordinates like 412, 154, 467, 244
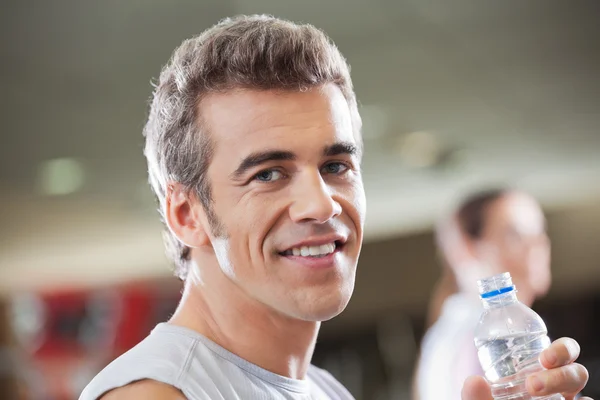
436, 214, 477, 271
164, 183, 211, 248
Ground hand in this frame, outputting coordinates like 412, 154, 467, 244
461, 337, 590, 400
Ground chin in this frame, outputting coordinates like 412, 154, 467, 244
294, 305, 345, 322
293, 287, 354, 322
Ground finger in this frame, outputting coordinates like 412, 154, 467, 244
540, 337, 581, 369
462, 376, 493, 400
526, 363, 589, 397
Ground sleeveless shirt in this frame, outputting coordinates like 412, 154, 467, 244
80, 323, 354, 400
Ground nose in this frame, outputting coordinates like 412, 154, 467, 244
289, 171, 342, 224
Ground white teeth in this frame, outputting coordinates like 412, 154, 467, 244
289, 243, 336, 257
321, 243, 335, 254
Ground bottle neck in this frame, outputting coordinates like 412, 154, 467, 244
481, 291, 519, 309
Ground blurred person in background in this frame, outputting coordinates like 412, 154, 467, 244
79, 15, 589, 400
414, 189, 556, 400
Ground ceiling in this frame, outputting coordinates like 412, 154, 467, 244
1, 0, 599, 290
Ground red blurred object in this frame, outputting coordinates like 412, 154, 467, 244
12, 279, 181, 400
112, 285, 154, 354
33, 290, 89, 358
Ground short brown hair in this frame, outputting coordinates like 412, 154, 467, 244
143, 15, 361, 279
456, 188, 510, 239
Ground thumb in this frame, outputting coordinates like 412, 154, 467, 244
462, 376, 493, 400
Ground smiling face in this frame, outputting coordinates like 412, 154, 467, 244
194, 84, 365, 321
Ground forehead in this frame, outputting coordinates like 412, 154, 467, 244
199, 84, 356, 153
487, 193, 545, 234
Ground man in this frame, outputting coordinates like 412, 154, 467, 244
415, 189, 575, 400
80, 16, 589, 400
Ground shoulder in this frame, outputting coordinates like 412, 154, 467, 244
100, 380, 187, 400
80, 325, 200, 400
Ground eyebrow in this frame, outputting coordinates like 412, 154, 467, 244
231, 150, 296, 179
230, 141, 359, 179
324, 142, 358, 157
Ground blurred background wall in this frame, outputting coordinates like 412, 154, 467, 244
1, 0, 599, 399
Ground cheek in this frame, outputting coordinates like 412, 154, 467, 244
344, 179, 367, 227
529, 246, 551, 275
209, 196, 256, 274
501, 236, 522, 254
355, 185, 367, 223
239, 196, 289, 265
499, 239, 527, 265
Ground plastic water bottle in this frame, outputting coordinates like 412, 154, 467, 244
474, 272, 563, 400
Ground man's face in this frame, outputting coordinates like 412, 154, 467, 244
198, 84, 365, 321
479, 193, 551, 303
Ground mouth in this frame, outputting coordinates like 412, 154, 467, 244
279, 240, 345, 259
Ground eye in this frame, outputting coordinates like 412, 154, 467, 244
253, 169, 285, 182
321, 162, 349, 175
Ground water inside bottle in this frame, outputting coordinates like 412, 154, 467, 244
475, 332, 562, 400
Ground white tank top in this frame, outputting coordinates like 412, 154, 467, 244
79, 323, 354, 400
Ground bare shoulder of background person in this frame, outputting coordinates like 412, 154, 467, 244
100, 379, 188, 400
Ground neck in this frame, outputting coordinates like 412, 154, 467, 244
169, 261, 320, 380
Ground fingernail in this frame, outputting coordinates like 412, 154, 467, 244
544, 349, 557, 366
565, 338, 580, 359
529, 376, 544, 393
